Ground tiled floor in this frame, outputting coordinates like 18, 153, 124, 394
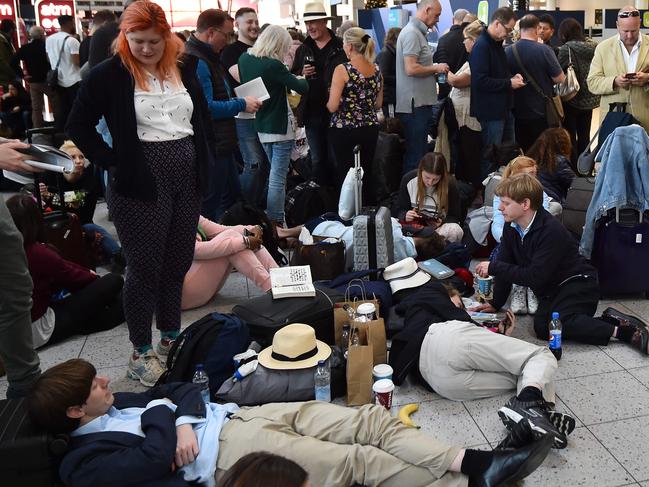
2, 200, 649, 486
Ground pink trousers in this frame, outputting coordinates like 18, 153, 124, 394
181, 239, 278, 310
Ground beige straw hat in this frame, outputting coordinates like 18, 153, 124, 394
258, 323, 332, 370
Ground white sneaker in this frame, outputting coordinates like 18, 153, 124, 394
527, 288, 539, 315
511, 285, 528, 315
127, 349, 166, 387
155, 337, 175, 358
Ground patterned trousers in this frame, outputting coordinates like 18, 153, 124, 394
107, 137, 201, 348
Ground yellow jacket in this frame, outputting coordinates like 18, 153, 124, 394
587, 34, 649, 131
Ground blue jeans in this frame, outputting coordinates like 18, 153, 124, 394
262, 140, 293, 223
202, 151, 241, 222
236, 118, 268, 207
83, 223, 121, 256
398, 104, 433, 174
479, 112, 516, 179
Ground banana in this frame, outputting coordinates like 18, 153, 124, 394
398, 403, 420, 428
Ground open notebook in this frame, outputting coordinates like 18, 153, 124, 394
270, 265, 315, 299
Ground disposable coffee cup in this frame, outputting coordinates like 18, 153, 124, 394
477, 276, 494, 296
373, 364, 393, 382
373, 379, 394, 410
357, 302, 377, 321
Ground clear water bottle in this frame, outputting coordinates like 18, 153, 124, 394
314, 360, 331, 402
192, 364, 210, 403
549, 312, 562, 361
341, 324, 351, 358
438, 72, 447, 84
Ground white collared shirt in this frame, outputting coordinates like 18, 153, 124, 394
134, 72, 194, 142
618, 34, 642, 73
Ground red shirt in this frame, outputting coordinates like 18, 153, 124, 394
25, 243, 97, 321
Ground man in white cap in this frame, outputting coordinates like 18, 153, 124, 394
291, 1, 347, 190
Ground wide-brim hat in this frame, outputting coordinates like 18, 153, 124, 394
302, 1, 335, 22
258, 323, 331, 370
383, 257, 431, 294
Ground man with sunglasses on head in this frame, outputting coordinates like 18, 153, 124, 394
469, 7, 526, 180
587, 6, 649, 132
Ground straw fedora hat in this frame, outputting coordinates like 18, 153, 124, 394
258, 323, 331, 370
302, 1, 335, 22
383, 257, 431, 294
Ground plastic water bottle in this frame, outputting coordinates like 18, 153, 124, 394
549, 312, 562, 361
341, 324, 351, 358
192, 364, 210, 403
314, 360, 331, 402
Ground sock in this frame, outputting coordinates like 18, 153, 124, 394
614, 325, 635, 343
161, 330, 179, 341
461, 449, 494, 476
517, 386, 544, 403
135, 344, 152, 356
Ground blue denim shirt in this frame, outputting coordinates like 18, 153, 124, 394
580, 125, 649, 258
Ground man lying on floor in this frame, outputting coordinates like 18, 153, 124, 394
28, 359, 554, 487
388, 272, 575, 449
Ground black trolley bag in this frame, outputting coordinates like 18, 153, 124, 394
232, 284, 343, 347
0, 397, 69, 486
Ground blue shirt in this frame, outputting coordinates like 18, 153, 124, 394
72, 399, 239, 487
196, 58, 246, 120
491, 193, 550, 242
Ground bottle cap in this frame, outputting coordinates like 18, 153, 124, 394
317, 360, 326, 365
196, 363, 204, 370
552, 312, 560, 319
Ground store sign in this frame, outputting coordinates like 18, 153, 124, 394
35, 0, 76, 34
0, 0, 16, 22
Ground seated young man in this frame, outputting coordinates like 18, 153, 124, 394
390, 280, 574, 449
473, 173, 649, 354
28, 359, 555, 487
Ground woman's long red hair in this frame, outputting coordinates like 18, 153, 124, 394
114, 0, 184, 90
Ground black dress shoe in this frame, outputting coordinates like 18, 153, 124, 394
471, 434, 553, 487
601, 307, 648, 331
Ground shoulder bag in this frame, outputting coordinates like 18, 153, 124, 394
46, 36, 70, 89
555, 46, 580, 101
512, 44, 563, 128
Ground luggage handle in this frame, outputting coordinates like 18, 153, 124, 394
353, 144, 362, 217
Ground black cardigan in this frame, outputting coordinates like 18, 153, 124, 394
66, 55, 216, 201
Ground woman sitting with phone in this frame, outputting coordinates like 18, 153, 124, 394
181, 216, 279, 310
394, 152, 464, 243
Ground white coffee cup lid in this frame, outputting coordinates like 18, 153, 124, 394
357, 303, 376, 315
373, 364, 393, 376
477, 276, 493, 281
372, 378, 394, 393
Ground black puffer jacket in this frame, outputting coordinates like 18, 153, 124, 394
558, 40, 600, 111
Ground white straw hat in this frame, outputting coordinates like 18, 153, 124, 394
383, 257, 431, 294
258, 323, 332, 370
302, 1, 335, 22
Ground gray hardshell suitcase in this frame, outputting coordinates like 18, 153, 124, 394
561, 176, 595, 238
350, 145, 395, 271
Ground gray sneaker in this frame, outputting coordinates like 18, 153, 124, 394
127, 349, 166, 387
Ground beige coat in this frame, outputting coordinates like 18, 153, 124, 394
587, 34, 649, 131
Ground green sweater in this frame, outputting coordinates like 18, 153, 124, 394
238, 53, 308, 135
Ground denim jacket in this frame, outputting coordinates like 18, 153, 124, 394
579, 125, 649, 258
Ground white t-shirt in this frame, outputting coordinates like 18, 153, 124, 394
31, 307, 55, 349
46, 32, 81, 88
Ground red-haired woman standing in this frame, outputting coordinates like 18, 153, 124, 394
66, 0, 216, 386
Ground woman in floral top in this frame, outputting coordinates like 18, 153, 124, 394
327, 27, 383, 205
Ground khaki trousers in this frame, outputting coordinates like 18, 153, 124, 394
28, 82, 51, 128
420, 321, 557, 403
217, 401, 468, 487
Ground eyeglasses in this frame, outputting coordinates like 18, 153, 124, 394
499, 21, 514, 34
618, 10, 640, 18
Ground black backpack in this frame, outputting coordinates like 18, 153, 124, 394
219, 201, 287, 265
156, 312, 250, 396
285, 180, 337, 227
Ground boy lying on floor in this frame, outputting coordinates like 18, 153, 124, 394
28, 359, 554, 487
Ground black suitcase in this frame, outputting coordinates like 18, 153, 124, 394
232, 284, 343, 347
591, 208, 649, 296
0, 398, 69, 487
561, 176, 595, 238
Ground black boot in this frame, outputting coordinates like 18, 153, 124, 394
471, 434, 553, 487
601, 307, 648, 331
602, 307, 649, 354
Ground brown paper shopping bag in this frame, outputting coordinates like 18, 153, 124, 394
346, 327, 374, 406
333, 299, 381, 346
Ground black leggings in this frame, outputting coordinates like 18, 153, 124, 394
49, 273, 124, 345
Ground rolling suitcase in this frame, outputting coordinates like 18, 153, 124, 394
591, 208, 649, 296
350, 145, 395, 272
231, 284, 343, 346
0, 398, 69, 487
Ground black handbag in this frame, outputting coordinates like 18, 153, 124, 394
46, 36, 70, 89
290, 238, 345, 281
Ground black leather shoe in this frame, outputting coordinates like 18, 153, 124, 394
495, 418, 535, 450
471, 434, 553, 487
601, 307, 648, 331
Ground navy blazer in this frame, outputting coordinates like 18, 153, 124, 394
66, 55, 217, 202
59, 382, 205, 487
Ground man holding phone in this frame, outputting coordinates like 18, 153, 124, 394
587, 6, 649, 132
